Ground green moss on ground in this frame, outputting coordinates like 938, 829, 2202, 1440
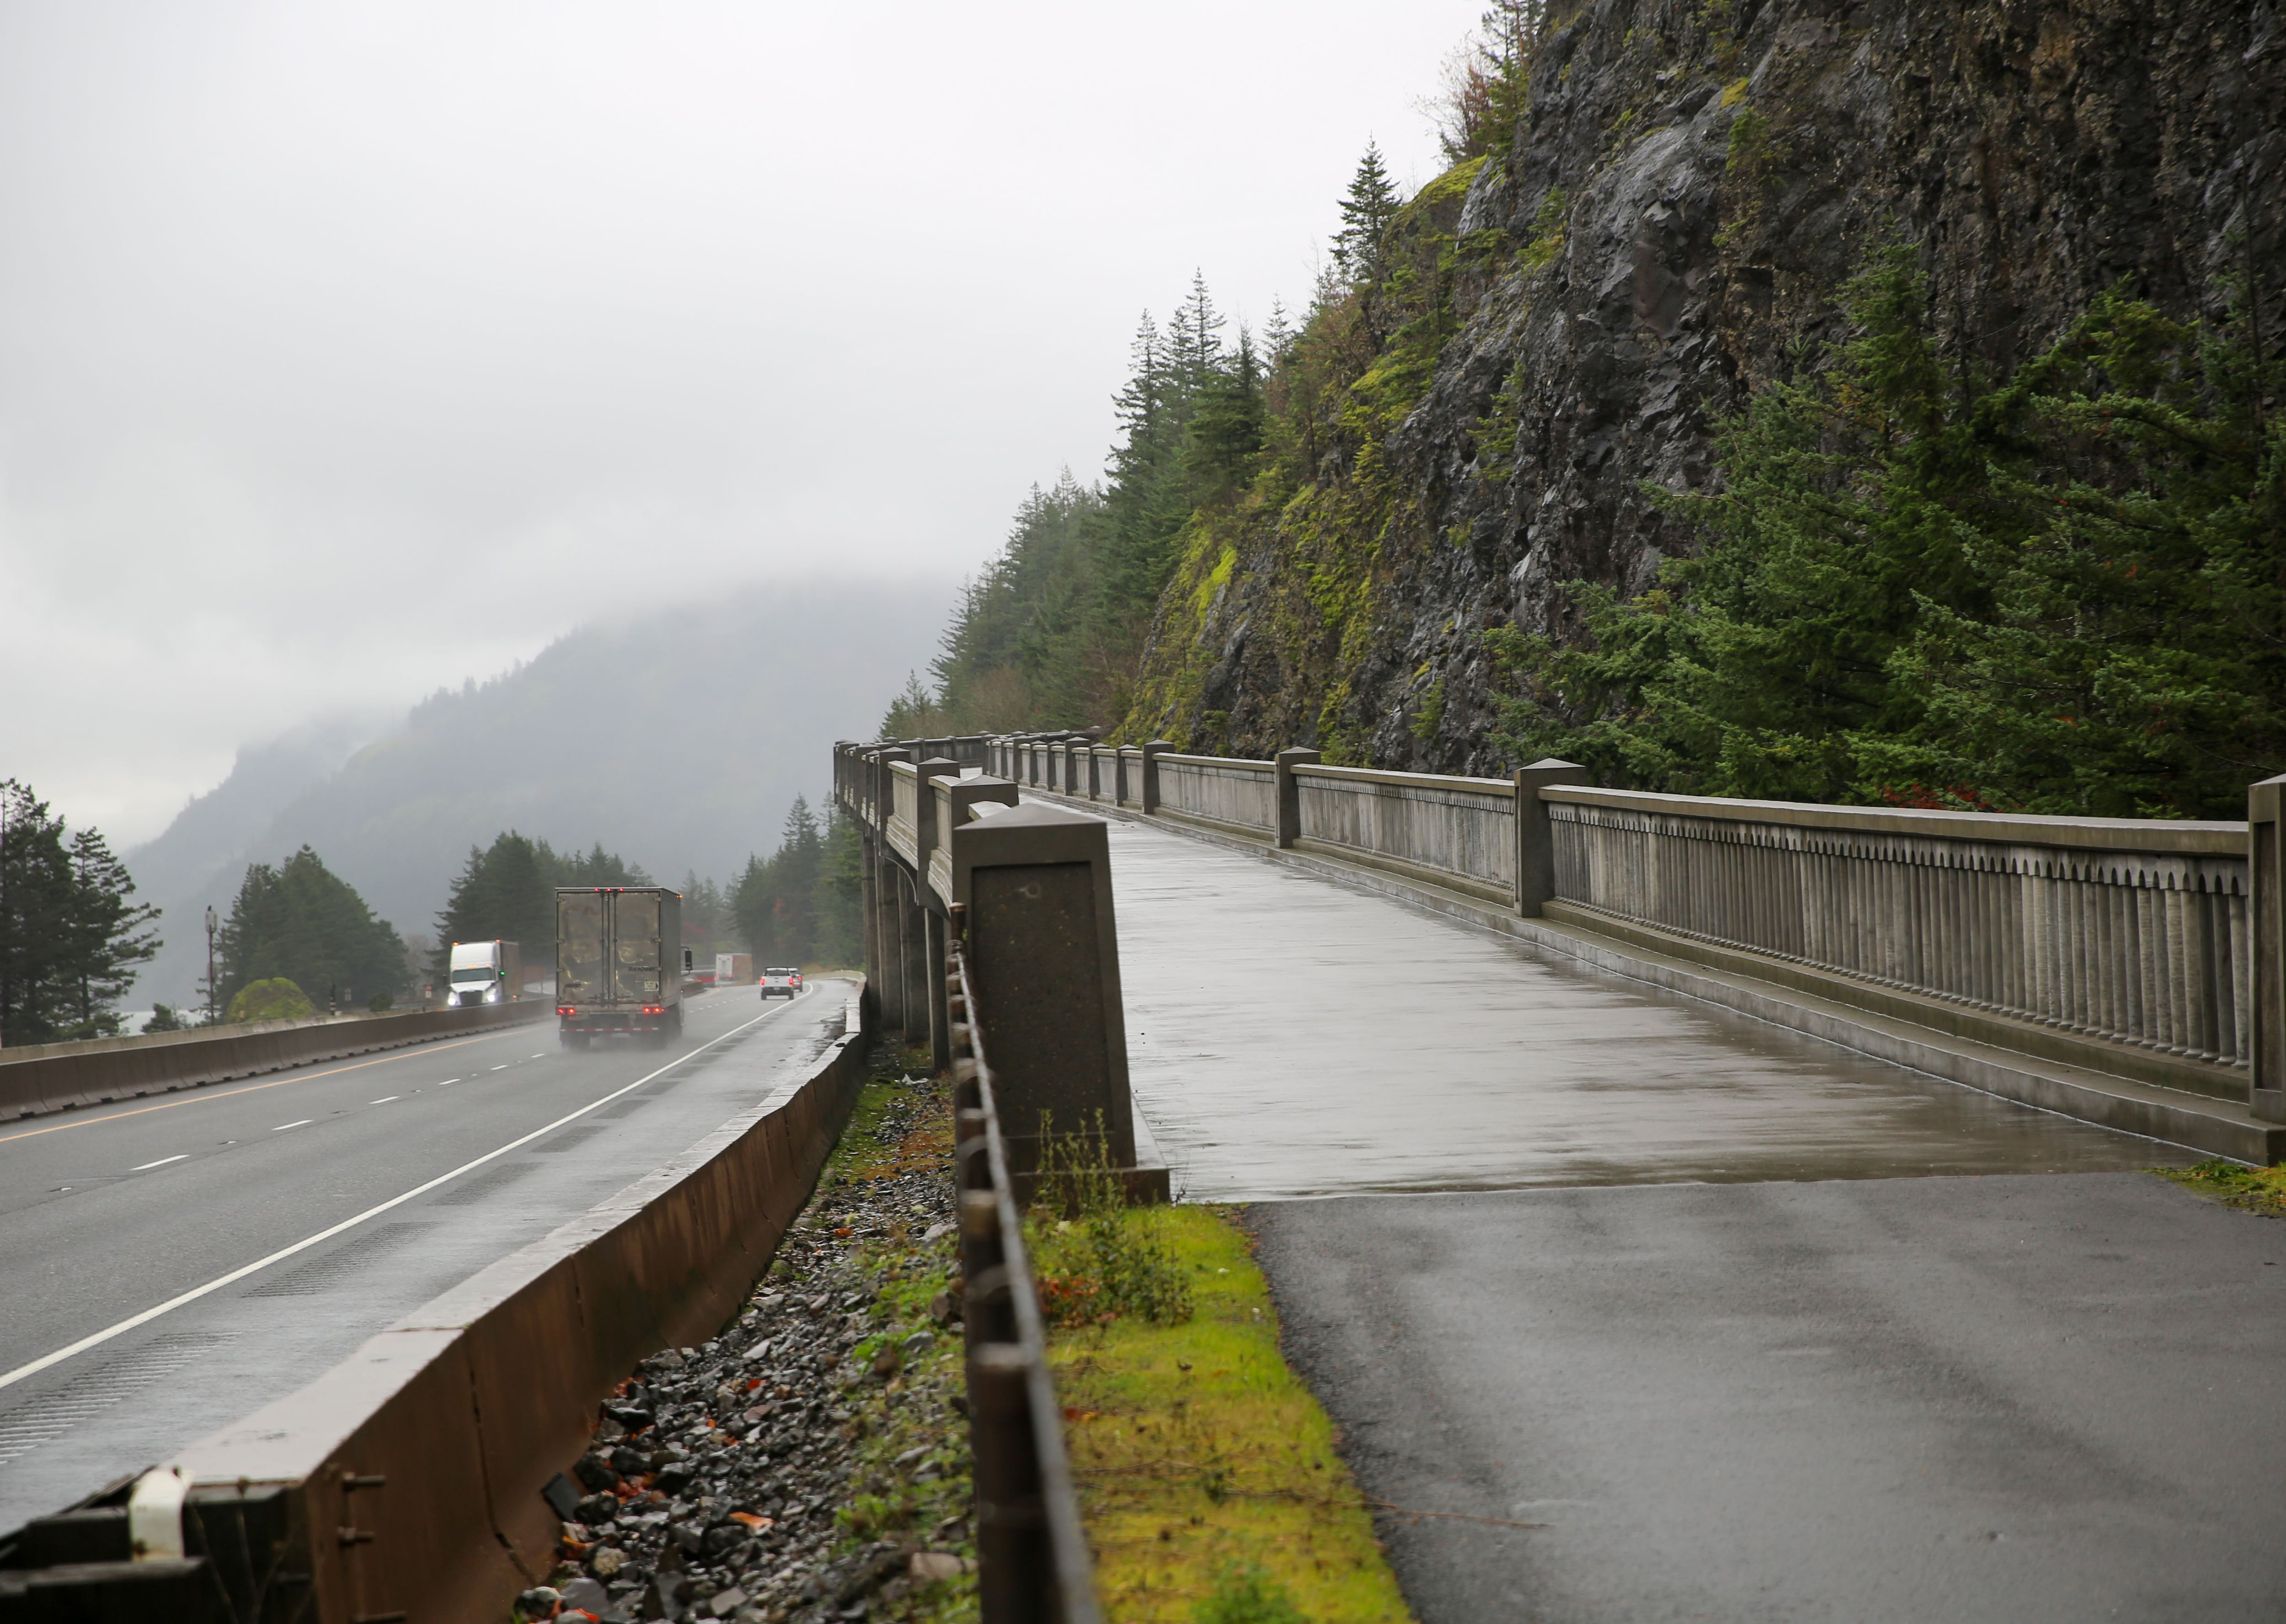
2158, 1160, 2286, 1217
1043, 1207, 1413, 1624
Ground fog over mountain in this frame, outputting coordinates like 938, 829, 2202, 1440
129, 575, 953, 1005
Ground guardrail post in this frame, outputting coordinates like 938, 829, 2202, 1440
1274, 748, 1320, 849
1139, 740, 1171, 815
1513, 758, 1590, 916
2252, 774, 2286, 1121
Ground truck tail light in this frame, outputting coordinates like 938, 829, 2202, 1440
558, 1006, 575, 1016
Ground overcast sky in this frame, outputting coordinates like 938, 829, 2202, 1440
0, 0, 1482, 846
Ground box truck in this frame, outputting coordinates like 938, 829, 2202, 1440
555, 887, 684, 1049
716, 952, 753, 987
445, 939, 521, 1007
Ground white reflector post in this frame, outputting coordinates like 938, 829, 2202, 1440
128, 1465, 193, 1560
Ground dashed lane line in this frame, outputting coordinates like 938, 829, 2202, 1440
271, 1120, 313, 1132
129, 1156, 188, 1171
0, 1028, 539, 1149
0, 994, 819, 1396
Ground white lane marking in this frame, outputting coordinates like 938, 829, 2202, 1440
490, 1065, 509, 1071
272, 1120, 313, 1132
130, 1155, 189, 1171
0, 991, 825, 1395
439, 1079, 459, 1086
369, 1097, 399, 1105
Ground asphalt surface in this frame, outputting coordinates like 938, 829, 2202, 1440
1088, 811, 2197, 1199
1253, 1176, 2286, 1622
0, 981, 849, 1535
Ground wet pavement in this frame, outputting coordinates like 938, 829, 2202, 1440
1090, 812, 2200, 1200
1253, 1174, 2286, 1623
0, 985, 850, 1536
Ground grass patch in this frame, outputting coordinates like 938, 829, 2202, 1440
2158, 1159, 2286, 1216
1043, 1205, 1412, 1623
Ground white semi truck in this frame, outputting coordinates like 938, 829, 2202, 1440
445, 939, 522, 1007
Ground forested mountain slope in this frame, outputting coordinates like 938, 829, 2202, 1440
935, 0, 2283, 812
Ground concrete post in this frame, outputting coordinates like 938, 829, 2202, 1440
913, 757, 960, 868
925, 909, 951, 1075
2251, 774, 2286, 1120
949, 802, 1141, 1192
1513, 758, 1589, 916
1140, 740, 1172, 815
858, 828, 881, 1025
873, 850, 907, 1033
1274, 748, 1321, 849
899, 868, 929, 1042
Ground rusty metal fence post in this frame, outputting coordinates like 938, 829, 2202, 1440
948, 916, 1103, 1624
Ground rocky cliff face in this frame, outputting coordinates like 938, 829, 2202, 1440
1125, 0, 2283, 769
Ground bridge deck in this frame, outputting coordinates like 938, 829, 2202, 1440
1079, 804, 2286, 1619
1096, 809, 2194, 1199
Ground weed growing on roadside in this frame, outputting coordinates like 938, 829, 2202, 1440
2158, 1159, 2286, 1216
1194, 1564, 1312, 1624
1028, 1121, 1193, 1328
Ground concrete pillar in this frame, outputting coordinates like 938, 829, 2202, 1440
926, 909, 951, 1075
2251, 773, 2286, 1120
949, 802, 1143, 1191
873, 851, 907, 1033
858, 830, 881, 1025
1140, 740, 1172, 815
899, 868, 929, 1042
1514, 758, 1590, 917
1274, 748, 1321, 848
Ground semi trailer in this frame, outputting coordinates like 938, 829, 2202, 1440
555, 886, 683, 1049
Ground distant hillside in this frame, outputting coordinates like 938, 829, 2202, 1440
130, 575, 954, 1004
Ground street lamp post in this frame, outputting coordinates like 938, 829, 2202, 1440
204, 906, 218, 1026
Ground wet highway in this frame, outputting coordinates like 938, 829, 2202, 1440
0, 981, 851, 1536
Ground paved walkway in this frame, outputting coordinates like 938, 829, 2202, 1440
1066, 807, 2283, 1619
1095, 812, 2192, 1200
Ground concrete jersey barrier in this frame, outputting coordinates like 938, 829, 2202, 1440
0, 990, 871, 1624
0, 1000, 555, 1122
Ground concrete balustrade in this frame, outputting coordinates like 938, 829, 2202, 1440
843, 737, 2286, 1138
1154, 752, 1278, 836
1541, 788, 2252, 1096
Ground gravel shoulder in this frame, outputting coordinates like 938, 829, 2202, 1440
517, 1045, 977, 1624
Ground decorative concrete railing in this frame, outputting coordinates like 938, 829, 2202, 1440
1292, 764, 1517, 904
1544, 789, 2251, 1071
1155, 752, 1277, 835
840, 735, 2286, 1123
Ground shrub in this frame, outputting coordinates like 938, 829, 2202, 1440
1195, 1564, 1311, 1624
225, 978, 315, 1024
367, 991, 394, 1012
1028, 1119, 1193, 1327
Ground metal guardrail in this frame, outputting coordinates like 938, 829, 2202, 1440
947, 914, 1101, 1624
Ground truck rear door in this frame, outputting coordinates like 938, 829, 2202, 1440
612, 889, 664, 1003
559, 894, 604, 1004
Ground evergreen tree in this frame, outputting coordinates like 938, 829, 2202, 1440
1185, 328, 1268, 496
64, 826, 160, 1038
0, 781, 76, 1044
731, 797, 828, 965
544, 840, 652, 888
1332, 144, 1402, 284
433, 831, 554, 974
1487, 245, 2286, 817
218, 847, 405, 1013
0, 781, 160, 1044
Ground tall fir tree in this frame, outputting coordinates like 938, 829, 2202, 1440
218, 847, 404, 1012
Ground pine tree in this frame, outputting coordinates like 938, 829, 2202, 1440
0, 781, 76, 1044
64, 826, 159, 1038
1185, 328, 1267, 496
433, 831, 553, 974
218, 847, 404, 1013
1332, 144, 1402, 285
